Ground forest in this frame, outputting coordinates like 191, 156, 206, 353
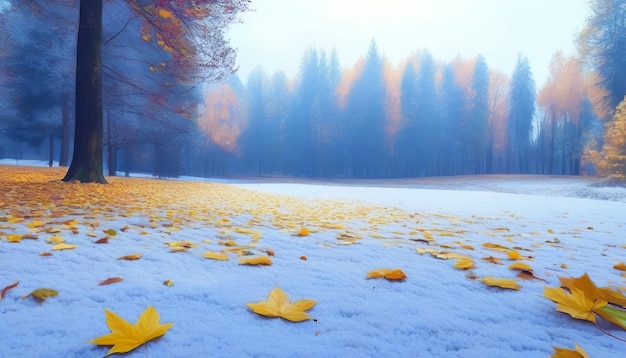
1, 0, 625, 181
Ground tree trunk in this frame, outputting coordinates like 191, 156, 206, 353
48, 133, 54, 167
107, 109, 116, 176
60, 93, 71, 167
62, 0, 106, 183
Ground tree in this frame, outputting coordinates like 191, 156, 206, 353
507, 55, 536, 173
344, 40, 388, 177
12, 0, 250, 183
595, 96, 626, 179
577, 0, 626, 113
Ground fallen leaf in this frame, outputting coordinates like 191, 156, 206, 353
163, 280, 174, 287
6, 234, 23, 243
52, 243, 76, 251
508, 262, 533, 272
90, 305, 173, 356
39, 252, 52, 257
95, 237, 109, 244
366, 268, 407, 280
103, 229, 117, 236
544, 285, 603, 323
551, 344, 589, 358
117, 254, 142, 261
238, 256, 272, 265
482, 242, 510, 252
297, 227, 310, 236
507, 250, 522, 260
201, 252, 229, 261
454, 258, 475, 270
482, 256, 502, 265
27, 288, 59, 302
99, 277, 124, 286
46, 235, 65, 244
614, 262, 626, 271
246, 287, 316, 322
300, 256, 307, 261
1, 281, 19, 300
482, 277, 520, 290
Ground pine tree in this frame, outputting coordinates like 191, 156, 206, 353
507, 55, 536, 173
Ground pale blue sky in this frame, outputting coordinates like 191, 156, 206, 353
228, 0, 589, 87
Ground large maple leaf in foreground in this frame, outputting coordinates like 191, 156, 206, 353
246, 287, 317, 322
90, 305, 173, 356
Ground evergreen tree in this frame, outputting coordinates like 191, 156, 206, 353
438, 63, 464, 175
344, 40, 388, 178
507, 54, 536, 173
578, 0, 626, 112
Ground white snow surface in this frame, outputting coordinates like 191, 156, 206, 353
1, 161, 626, 357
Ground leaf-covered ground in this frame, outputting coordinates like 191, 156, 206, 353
0, 165, 625, 357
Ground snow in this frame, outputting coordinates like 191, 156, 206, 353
1, 161, 625, 357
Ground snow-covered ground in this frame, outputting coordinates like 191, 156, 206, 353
1, 161, 625, 357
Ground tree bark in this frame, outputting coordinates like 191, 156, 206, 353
62, 0, 106, 183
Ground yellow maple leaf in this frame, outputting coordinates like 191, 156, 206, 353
246, 287, 316, 322
6, 234, 23, 243
90, 305, 173, 356
551, 343, 589, 358
366, 268, 407, 280
482, 276, 520, 290
543, 285, 605, 323
508, 262, 533, 272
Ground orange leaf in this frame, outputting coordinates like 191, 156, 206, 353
367, 268, 407, 280
117, 254, 142, 261
1, 281, 19, 300
614, 262, 626, 271
99, 277, 124, 286
300, 256, 307, 261
297, 227, 310, 236
39, 252, 52, 257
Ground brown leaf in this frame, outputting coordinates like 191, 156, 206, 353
95, 237, 109, 244
614, 262, 626, 271
117, 254, 142, 261
1, 281, 19, 300
99, 277, 124, 286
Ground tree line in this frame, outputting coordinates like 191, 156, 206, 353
1, 0, 625, 181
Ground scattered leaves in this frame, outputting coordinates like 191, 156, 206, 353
246, 287, 316, 322
90, 305, 173, 356
366, 268, 407, 280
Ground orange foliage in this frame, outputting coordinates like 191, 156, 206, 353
336, 58, 365, 109
489, 70, 510, 152
537, 52, 586, 122
198, 84, 244, 152
383, 58, 402, 141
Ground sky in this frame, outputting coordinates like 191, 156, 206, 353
227, 0, 590, 88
